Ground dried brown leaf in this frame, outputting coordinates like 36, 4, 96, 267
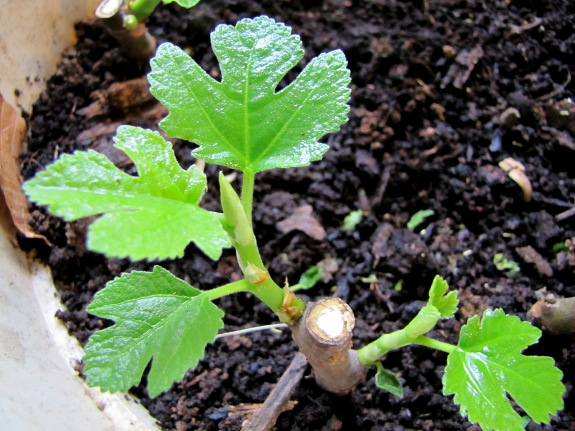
276, 205, 327, 240
0, 93, 48, 242
499, 157, 533, 202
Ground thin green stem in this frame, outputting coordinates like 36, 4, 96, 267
358, 329, 410, 365
412, 336, 456, 354
241, 170, 255, 226
205, 279, 252, 301
233, 238, 305, 318
128, 0, 162, 21
219, 171, 305, 323
358, 330, 457, 365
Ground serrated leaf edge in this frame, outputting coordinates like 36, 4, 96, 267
443, 308, 565, 430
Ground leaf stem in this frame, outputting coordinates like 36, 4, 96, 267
220, 171, 304, 322
241, 170, 255, 226
205, 279, 252, 301
358, 329, 411, 365
233, 238, 306, 322
412, 335, 456, 354
358, 329, 457, 365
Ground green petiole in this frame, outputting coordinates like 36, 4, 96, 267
219, 172, 305, 323
412, 335, 455, 353
205, 279, 252, 301
241, 170, 255, 227
358, 296, 457, 365
358, 330, 456, 365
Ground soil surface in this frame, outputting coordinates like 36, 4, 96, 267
19, 0, 575, 430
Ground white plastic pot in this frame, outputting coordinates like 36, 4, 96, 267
0, 2, 158, 429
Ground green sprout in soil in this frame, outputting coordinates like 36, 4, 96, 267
407, 208, 435, 231
493, 252, 521, 277
23, 16, 565, 431
291, 265, 322, 292
552, 241, 569, 253
342, 209, 363, 232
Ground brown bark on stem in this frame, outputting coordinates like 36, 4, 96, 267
291, 297, 368, 395
96, 0, 156, 60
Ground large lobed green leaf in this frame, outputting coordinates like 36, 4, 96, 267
23, 125, 229, 260
443, 309, 564, 431
84, 266, 224, 398
148, 16, 351, 173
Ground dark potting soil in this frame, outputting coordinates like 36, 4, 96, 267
19, 0, 575, 430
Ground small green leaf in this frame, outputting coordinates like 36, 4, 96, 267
407, 209, 434, 231
428, 275, 458, 319
443, 309, 565, 431
493, 253, 520, 277
84, 266, 224, 398
291, 265, 322, 292
375, 363, 404, 398
552, 242, 568, 253
403, 276, 457, 339
342, 209, 363, 232
23, 126, 229, 260
149, 16, 351, 173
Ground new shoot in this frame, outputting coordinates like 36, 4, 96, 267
23, 16, 565, 431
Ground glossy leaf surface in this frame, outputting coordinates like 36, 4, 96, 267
23, 126, 229, 260
84, 266, 224, 397
149, 16, 351, 172
443, 309, 564, 431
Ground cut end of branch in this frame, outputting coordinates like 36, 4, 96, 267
307, 297, 354, 344
95, 0, 124, 19
291, 297, 366, 394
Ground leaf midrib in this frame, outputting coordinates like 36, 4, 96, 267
461, 353, 500, 412
461, 330, 536, 352
91, 293, 198, 315
242, 41, 256, 165
90, 294, 200, 367
35, 184, 199, 211
167, 48, 247, 164
249, 76, 323, 169
477, 353, 561, 405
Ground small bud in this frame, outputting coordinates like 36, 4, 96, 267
281, 282, 295, 309
234, 219, 254, 246
244, 262, 269, 285
219, 173, 254, 245
219, 172, 241, 228
123, 14, 139, 30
